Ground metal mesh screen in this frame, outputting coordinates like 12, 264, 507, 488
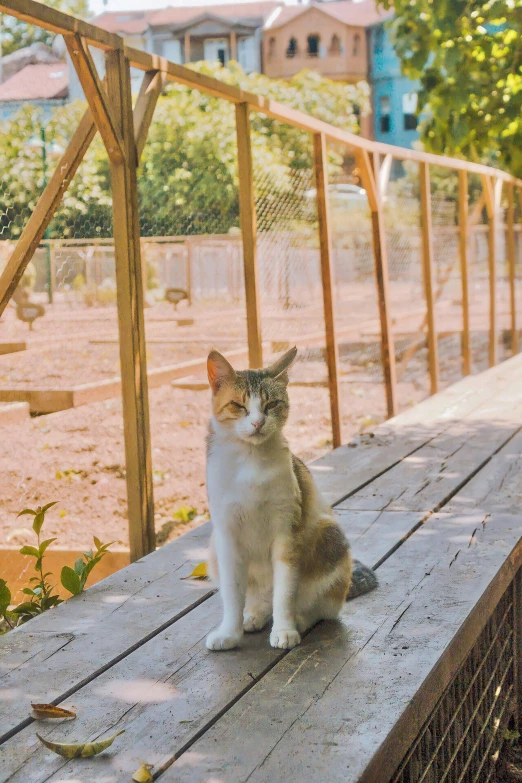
251, 116, 331, 462
391, 574, 518, 783
467, 174, 490, 374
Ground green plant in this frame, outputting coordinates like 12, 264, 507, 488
173, 505, 198, 524
60, 537, 113, 596
0, 502, 113, 632
10, 502, 62, 624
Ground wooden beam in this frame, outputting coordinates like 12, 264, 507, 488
235, 102, 263, 369
0, 108, 96, 316
105, 49, 155, 562
356, 148, 397, 418
133, 69, 166, 162
378, 153, 392, 198
458, 170, 471, 376
482, 174, 498, 367
230, 30, 237, 61
507, 182, 518, 355
184, 32, 191, 64
313, 133, 342, 449
65, 34, 124, 163
419, 162, 439, 395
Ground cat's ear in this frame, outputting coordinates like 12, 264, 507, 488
266, 346, 297, 383
207, 350, 236, 394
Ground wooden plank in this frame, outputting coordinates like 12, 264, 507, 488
419, 161, 439, 395
4, 473, 518, 781
171, 512, 522, 783
482, 174, 498, 366
235, 102, 262, 369
507, 182, 518, 355
313, 132, 342, 448
0, 523, 213, 743
133, 69, 166, 162
310, 350, 522, 507
0, 342, 25, 355
0, 109, 96, 316
64, 34, 124, 163
337, 376, 522, 513
356, 148, 397, 418
459, 170, 471, 375
105, 49, 154, 561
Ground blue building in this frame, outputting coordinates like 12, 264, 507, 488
367, 17, 421, 148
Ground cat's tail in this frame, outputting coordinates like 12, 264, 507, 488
347, 559, 378, 600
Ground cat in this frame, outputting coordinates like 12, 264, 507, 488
205, 346, 377, 651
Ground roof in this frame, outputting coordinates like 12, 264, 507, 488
264, 1, 392, 31
94, 2, 282, 35
0, 62, 68, 102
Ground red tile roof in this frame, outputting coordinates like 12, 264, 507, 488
0, 62, 68, 102
265, 1, 392, 30
94, 2, 282, 35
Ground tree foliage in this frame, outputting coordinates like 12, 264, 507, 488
0, 63, 370, 240
0, 0, 89, 56
380, 0, 522, 176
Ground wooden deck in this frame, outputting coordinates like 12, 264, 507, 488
1, 354, 522, 782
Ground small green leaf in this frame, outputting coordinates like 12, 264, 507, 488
0, 580, 11, 612
74, 557, 85, 576
32, 511, 45, 536
19, 545, 39, 558
22, 588, 36, 596
39, 538, 57, 557
93, 536, 102, 550
40, 502, 58, 513
17, 508, 36, 518
60, 566, 81, 596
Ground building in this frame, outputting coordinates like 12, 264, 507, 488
262, 0, 384, 83
0, 61, 69, 120
367, 15, 421, 148
93, 2, 282, 74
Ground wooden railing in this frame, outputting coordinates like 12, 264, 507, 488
0, 0, 521, 560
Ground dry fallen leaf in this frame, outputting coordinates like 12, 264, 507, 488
31, 703, 76, 720
36, 729, 124, 758
132, 762, 154, 782
181, 562, 208, 580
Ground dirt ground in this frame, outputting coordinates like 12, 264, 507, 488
0, 290, 512, 551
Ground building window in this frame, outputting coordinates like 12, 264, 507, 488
307, 34, 320, 57
286, 37, 298, 58
268, 36, 276, 60
329, 34, 341, 56
402, 92, 418, 131
353, 33, 361, 56
379, 95, 391, 133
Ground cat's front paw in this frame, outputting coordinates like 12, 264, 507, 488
270, 628, 301, 649
206, 627, 242, 651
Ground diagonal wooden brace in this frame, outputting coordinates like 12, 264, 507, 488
65, 34, 124, 163
133, 70, 167, 162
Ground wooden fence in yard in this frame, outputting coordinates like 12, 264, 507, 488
0, 0, 521, 561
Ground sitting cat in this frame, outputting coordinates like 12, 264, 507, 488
205, 346, 377, 651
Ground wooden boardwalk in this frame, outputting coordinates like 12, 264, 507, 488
1, 354, 522, 782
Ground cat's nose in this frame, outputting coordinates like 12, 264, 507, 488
251, 419, 265, 432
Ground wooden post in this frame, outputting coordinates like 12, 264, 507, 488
105, 49, 155, 561
184, 33, 191, 64
313, 132, 342, 449
356, 148, 397, 418
419, 162, 439, 395
230, 31, 237, 61
235, 102, 263, 369
482, 175, 498, 367
507, 182, 518, 355
458, 170, 471, 376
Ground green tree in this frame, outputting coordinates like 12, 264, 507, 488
0, 63, 369, 240
0, 0, 89, 56
380, 0, 522, 176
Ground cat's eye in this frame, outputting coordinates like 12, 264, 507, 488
229, 401, 246, 412
264, 400, 281, 413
